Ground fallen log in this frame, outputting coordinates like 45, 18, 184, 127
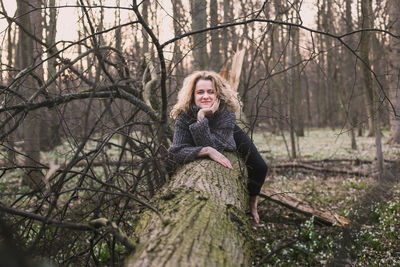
271, 161, 369, 177
125, 153, 254, 266
260, 187, 350, 227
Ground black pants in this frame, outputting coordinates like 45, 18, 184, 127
233, 124, 268, 196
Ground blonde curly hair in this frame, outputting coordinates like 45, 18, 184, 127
170, 70, 242, 119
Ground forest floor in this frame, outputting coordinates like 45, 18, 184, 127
1, 128, 399, 266
252, 128, 400, 266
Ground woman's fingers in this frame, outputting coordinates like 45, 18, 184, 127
217, 158, 232, 169
198, 99, 219, 119
197, 110, 205, 121
211, 99, 220, 113
223, 158, 233, 169
209, 149, 233, 169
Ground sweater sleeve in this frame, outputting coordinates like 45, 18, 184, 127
188, 110, 236, 151
168, 114, 203, 164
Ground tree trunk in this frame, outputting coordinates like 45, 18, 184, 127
222, 0, 230, 60
294, 24, 304, 136
288, 22, 297, 159
375, 99, 384, 177
317, 0, 327, 127
191, 0, 208, 70
171, 0, 185, 85
325, 0, 339, 129
141, 0, 150, 55
337, 0, 358, 150
346, 0, 358, 149
209, 0, 221, 71
40, 0, 61, 150
360, 0, 376, 136
16, 0, 43, 188
388, 0, 400, 144
126, 153, 254, 266
1, 1, 17, 165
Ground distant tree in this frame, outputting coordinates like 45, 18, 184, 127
293, 15, 304, 137
270, 0, 286, 134
209, 0, 221, 71
360, 0, 376, 136
40, 0, 62, 150
387, 0, 400, 144
0, 0, 17, 165
171, 0, 185, 84
16, 0, 44, 188
191, 0, 208, 69
316, 0, 326, 126
325, 0, 340, 129
141, 0, 150, 55
222, 0, 232, 60
288, 8, 297, 158
359, 0, 384, 174
337, 0, 358, 149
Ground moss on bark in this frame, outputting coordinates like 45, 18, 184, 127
126, 153, 255, 267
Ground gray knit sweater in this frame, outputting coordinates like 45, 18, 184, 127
168, 106, 237, 164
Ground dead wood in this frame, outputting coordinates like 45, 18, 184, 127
270, 161, 369, 177
260, 187, 351, 227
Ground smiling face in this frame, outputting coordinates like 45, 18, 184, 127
193, 79, 217, 109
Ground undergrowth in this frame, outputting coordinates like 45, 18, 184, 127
254, 128, 400, 266
1, 128, 399, 265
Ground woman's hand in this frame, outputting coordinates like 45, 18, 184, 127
198, 146, 233, 170
197, 99, 220, 122
249, 195, 260, 224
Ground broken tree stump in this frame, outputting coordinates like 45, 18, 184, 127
125, 153, 255, 266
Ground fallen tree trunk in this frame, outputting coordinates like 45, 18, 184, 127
260, 187, 350, 227
271, 161, 369, 177
126, 153, 254, 267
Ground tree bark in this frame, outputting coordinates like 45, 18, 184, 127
360, 0, 376, 136
171, 0, 185, 85
1, 1, 17, 165
294, 21, 304, 136
317, 0, 327, 126
125, 153, 254, 266
388, 0, 400, 144
209, 0, 221, 71
288, 22, 297, 159
191, 0, 208, 70
16, 0, 43, 188
41, 0, 61, 150
141, 0, 150, 55
337, 0, 358, 150
222, 0, 230, 60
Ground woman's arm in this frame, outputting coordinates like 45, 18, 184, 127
189, 109, 236, 151
169, 112, 234, 169
168, 116, 203, 164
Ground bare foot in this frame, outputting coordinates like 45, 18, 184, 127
249, 195, 260, 224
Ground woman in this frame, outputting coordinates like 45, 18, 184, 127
169, 70, 268, 223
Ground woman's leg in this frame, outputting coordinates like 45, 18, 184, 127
233, 125, 268, 196
233, 125, 268, 223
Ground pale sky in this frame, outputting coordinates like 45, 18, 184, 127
0, 1, 316, 58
